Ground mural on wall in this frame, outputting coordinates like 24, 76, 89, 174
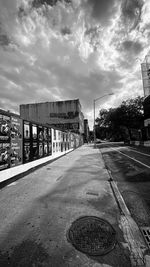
48, 143, 52, 155
39, 143, 43, 157
0, 114, 11, 170
44, 127, 48, 141
53, 142, 55, 153
23, 121, 31, 163
0, 143, 10, 170
48, 128, 52, 155
10, 116, 22, 167
32, 124, 37, 140
31, 124, 38, 160
44, 142, 48, 156
24, 122, 30, 140
0, 109, 82, 170
38, 126, 43, 142
0, 114, 10, 142
24, 142, 30, 163
32, 142, 38, 160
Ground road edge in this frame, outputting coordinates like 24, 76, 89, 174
99, 147, 149, 267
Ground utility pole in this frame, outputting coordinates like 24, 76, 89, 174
93, 93, 114, 147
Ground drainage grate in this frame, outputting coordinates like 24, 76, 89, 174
67, 216, 116, 256
140, 227, 150, 249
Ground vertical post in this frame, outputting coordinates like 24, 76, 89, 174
93, 93, 114, 148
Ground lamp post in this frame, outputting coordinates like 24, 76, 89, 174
93, 93, 114, 147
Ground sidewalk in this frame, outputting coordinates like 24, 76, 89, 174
0, 144, 148, 267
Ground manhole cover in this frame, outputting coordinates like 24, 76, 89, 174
67, 216, 116, 256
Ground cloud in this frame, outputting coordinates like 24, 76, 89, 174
84, 0, 119, 26
122, 40, 143, 53
0, 0, 149, 129
118, 40, 143, 64
121, 0, 144, 30
32, 0, 72, 8
61, 26, 71, 35
0, 33, 10, 47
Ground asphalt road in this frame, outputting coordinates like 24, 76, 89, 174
99, 142, 150, 228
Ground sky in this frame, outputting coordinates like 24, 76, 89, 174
0, 0, 150, 130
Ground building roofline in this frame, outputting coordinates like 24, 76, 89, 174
20, 99, 80, 106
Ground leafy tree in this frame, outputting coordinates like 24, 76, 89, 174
95, 96, 144, 141
95, 109, 108, 126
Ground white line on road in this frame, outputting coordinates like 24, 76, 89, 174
102, 142, 150, 157
109, 147, 150, 169
128, 148, 150, 157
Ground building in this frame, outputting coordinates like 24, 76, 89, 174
20, 99, 84, 135
141, 55, 150, 140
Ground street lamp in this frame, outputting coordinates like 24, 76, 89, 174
93, 93, 114, 147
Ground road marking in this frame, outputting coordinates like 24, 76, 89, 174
106, 143, 150, 157
104, 143, 150, 157
109, 147, 150, 169
127, 148, 150, 157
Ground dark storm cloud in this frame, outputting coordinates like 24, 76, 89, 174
32, 0, 71, 8
122, 40, 143, 54
116, 39, 143, 69
18, 6, 28, 18
0, 34, 10, 46
85, 0, 119, 25
121, 0, 144, 30
61, 27, 71, 35
0, 24, 10, 47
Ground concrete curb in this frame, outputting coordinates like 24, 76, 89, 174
99, 152, 149, 267
109, 179, 147, 267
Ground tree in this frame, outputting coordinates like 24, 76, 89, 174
95, 109, 108, 126
95, 96, 144, 141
